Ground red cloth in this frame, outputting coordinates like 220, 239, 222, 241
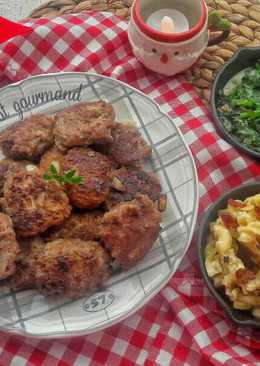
1, 12, 260, 366
0, 16, 32, 43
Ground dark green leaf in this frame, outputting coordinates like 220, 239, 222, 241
64, 169, 76, 179
69, 176, 83, 184
43, 173, 52, 181
50, 163, 58, 175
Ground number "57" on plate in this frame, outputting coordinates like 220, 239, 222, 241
83, 291, 115, 312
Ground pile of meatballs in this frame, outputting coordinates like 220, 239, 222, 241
0, 100, 166, 298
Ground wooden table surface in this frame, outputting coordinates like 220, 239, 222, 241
0, 0, 46, 20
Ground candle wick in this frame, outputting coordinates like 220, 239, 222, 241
160, 16, 175, 33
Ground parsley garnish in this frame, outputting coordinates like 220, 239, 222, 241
43, 163, 83, 185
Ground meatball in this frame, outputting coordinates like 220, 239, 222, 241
0, 213, 20, 280
35, 239, 111, 297
54, 101, 116, 151
107, 166, 162, 209
44, 210, 104, 242
0, 159, 18, 196
107, 124, 151, 165
0, 159, 36, 196
3, 169, 71, 237
0, 114, 55, 161
63, 148, 112, 209
0, 159, 12, 196
102, 194, 161, 270
7, 236, 45, 290
39, 147, 64, 174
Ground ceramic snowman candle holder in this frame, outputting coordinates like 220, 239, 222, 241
128, 0, 230, 76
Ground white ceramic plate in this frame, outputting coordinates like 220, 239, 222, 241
0, 73, 198, 338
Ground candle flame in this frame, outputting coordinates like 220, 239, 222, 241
160, 16, 175, 33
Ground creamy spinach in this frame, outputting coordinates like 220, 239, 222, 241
218, 62, 260, 152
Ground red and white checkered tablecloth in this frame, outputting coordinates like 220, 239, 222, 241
1, 11, 260, 366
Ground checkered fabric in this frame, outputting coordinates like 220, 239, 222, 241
0, 12, 260, 366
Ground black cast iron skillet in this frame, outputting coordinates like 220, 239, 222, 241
211, 47, 260, 160
198, 181, 260, 327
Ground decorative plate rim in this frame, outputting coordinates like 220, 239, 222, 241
0, 72, 199, 338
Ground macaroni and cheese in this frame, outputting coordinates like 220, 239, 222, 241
205, 194, 260, 319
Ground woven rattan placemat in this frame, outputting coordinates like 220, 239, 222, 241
30, 0, 260, 103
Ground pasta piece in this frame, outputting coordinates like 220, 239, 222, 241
213, 224, 232, 255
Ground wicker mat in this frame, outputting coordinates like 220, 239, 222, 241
30, 0, 260, 103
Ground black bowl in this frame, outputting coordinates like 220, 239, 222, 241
211, 47, 260, 160
198, 181, 260, 328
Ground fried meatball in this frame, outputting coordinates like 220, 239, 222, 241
63, 148, 112, 209
54, 101, 116, 151
107, 124, 151, 165
107, 166, 162, 209
0, 159, 12, 195
7, 236, 45, 290
35, 239, 111, 297
0, 213, 20, 280
0, 159, 36, 196
45, 210, 104, 242
0, 114, 55, 161
0, 159, 17, 196
3, 169, 71, 237
102, 194, 161, 270
39, 147, 64, 174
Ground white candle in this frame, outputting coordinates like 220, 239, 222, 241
146, 9, 189, 33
